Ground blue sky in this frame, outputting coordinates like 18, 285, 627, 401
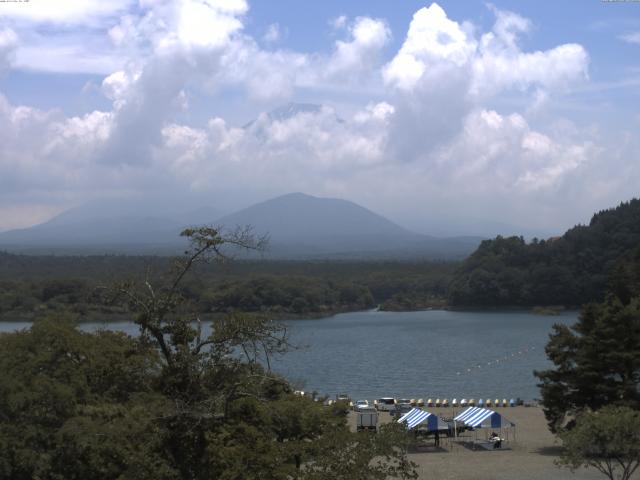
0, 0, 638, 235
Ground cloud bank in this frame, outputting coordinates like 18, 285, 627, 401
0, 1, 637, 234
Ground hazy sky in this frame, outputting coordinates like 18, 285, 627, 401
0, 0, 638, 235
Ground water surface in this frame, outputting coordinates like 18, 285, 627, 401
1, 309, 577, 402
274, 309, 577, 401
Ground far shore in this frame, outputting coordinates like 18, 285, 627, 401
0, 305, 580, 324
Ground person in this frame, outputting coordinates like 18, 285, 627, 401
434, 430, 440, 447
489, 432, 502, 449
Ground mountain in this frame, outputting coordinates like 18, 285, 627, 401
449, 198, 640, 307
218, 192, 410, 241
216, 193, 481, 259
0, 192, 482, 259
0, 198, 223, 254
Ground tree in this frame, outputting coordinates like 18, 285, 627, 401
535, 295, 640, 432
112, 226, 417, 478
301, 422, 418, 480
0, 226, 418, 479
558, 406, 640, 480
0, 315, 172, 480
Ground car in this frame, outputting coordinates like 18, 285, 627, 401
374, 397, 396, 412
391, 399, 413, 416
336, 393, 351, 403
353, 399, 369, 411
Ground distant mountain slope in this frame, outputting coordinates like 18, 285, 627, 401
217, 193, 481, 259
449, 198, 640, 306
218, 192, 412, 241
0, 192, 482, 259
0, 199, 222, 254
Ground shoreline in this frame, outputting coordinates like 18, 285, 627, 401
0, 304, 580, 323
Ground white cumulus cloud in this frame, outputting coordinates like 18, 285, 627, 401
0, 0, 636, 235
326, 16, 391, 80
383, 3, 476, 90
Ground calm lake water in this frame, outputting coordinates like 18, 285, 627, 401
1, 309, 577, 402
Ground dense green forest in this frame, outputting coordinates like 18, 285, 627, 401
3, 198, 639, 319
0, 253, 454, 320
449, 199, 640, 307
0, 228, 418, 479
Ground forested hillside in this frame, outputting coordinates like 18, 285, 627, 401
449, 199, 640, 307
0, 255, 454, 320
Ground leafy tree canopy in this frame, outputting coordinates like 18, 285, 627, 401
0, 227, 417, 479
558, 406, 640, 480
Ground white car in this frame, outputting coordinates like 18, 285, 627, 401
353, 399, 369, 411
374, 398, 396, 412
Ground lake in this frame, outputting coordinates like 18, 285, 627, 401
0, 309, 577, 402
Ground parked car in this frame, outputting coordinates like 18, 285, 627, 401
374, 397, 396, 412
353, 399, 369, 412
391, 399, 412, 416
334, 393, 352, 412
336, 393, 351, 402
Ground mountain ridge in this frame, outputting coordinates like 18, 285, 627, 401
0, 192, 482, 259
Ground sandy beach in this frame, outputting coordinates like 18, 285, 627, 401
348, 406, 637, 480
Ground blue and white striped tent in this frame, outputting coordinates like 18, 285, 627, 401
454, 407, 515, 429
397, 408, 449, 431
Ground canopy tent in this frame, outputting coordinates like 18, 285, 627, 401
397, 408, 449, 431
454, 407, 515, 429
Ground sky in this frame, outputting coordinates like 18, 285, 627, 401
0, 0, 639, 236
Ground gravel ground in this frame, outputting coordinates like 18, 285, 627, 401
348, 406, 636, 480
